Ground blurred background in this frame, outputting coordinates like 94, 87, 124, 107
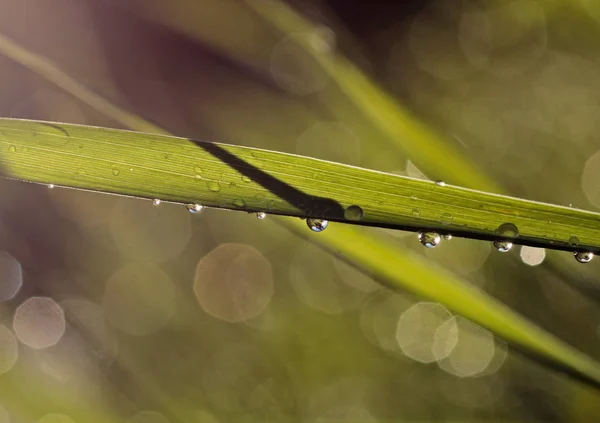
1, 0, 600, 421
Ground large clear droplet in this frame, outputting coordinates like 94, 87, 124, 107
344, 205, 364, 221
493, 240, 513, 253
496, 223, 519, 238
186, 204, 203, 214
256, 212, 266, 220
307, 218, 328, 232
574, 251, 594, 264
418, 232, 441, 248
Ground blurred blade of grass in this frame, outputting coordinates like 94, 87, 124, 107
1, 33, 600, 391
2, 118, 600, 253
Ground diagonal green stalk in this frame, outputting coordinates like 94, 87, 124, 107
1, 33, 600, 391
1, 118, 599, 254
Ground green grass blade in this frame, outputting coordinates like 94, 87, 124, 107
0, 118, 598, 254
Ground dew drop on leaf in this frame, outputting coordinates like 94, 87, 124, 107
256, 212, 266, 220
411, 208, 421, 217
496, 223, 519, 238
208, 181, 221, 192
233, 198, 246, 208
569, 236, 580, 247
112, 167, 120, 176
241, 175, 251, 183
344, 205, 364, 221
307, 218, 328, 232
440, 212, 453, 225
443, 234, 452, 240
7, 145, 16, 153
493, 240, 513, 253
186, 204, 203, 213
435, 180, 446, 187
194, 165, 203, 177
418, 232, 440, 248
574, 251, 594, 263
152, 199, 161, 206
48, 184, 55, 189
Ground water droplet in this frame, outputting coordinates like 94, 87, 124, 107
574, 251, 594, 263
8, 145, 16, 153
194, 165, 203, 175
256, 212, 266, 219
493, 240, 513, 253
410, 195, 418, 201
440, 212, 453, 225
496, 223, 519, 238
112, 167, 120, 176
232, 198, 246, 208
435, 180, 446, 187
152, 199, 161, 206
443, 234, 452, 240
241, 175, 251, 183
344, 205, 364, 221
569, 236, 580, 247
186, 204, 203, 213
48, 184, 55, 189
418, 232, 440, 248
411, 208, 421, 217
208, 181, 221, 192
307, 218, 328, 232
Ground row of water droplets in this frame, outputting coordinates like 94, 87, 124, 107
47, 171, 596, 262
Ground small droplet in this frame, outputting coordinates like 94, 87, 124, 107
496, 223, 519, 238
443, 234, 452, 240
435, 180, 446, 187
410, 195, 418, 201
152, 199, 161, 206
574, 251, 594, 263
256, 212, 266, 219
232, 198, 246, 208
493, 240, 513, 253
411, 208, 421, 217
8, 145, 16, 153
418, 232, 440, 248
344, 205, 364, 221
440, 212, 453, 225
307, 218, 328, 232
194, 165, 203, 175
569, 236, 580, 247
112, 167, 120, 176
48, 184, 55, 189
208, 181, 221, 192
241, 175, 252, 183
186, 204, 203, 213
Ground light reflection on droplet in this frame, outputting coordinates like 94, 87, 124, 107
307, 218, 328, 232
103, 263, 176, 336
396, 302, 453, 363
520, 246, 545, 266
13, 297, 65, 349
0, 251, 22, 302
574, 251, 594, 264
128, 410, 170, 423
0, 325, 18, 374
437, 316, 497, 377
194, 243, 273, 323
